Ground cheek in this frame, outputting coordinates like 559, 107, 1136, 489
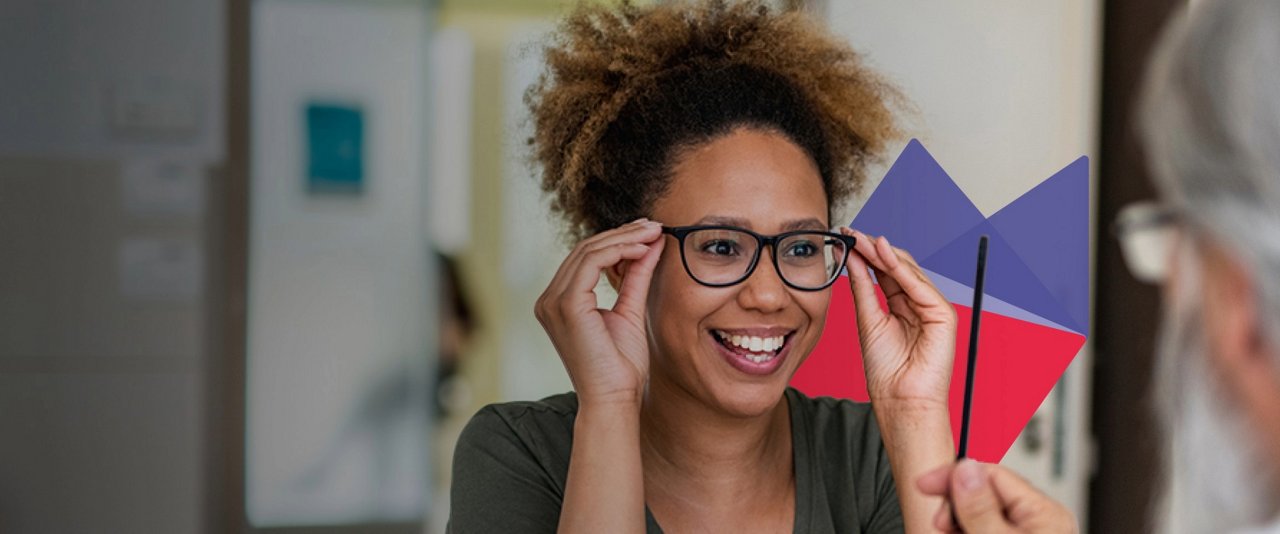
648, 251, 712, 341
798, 290, 833, 336
646, 247, 685, 311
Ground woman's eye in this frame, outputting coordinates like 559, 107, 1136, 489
785, 241, 819, 258
701, 240, 740, 256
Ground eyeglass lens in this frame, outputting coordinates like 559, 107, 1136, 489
682, 228, 848, 289
1114, 202, 1178, 284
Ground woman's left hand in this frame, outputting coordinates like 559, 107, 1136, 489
839, 227, 957, 412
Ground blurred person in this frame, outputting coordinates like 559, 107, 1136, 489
435, 250, 476, 418
917, 0, 1280, 532
448, 1, 962, 532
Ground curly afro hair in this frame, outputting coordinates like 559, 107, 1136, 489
526, 0, 903, 242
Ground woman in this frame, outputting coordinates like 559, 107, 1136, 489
449, 2, 957, 532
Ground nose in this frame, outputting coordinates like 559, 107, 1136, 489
736, 247, 790, 313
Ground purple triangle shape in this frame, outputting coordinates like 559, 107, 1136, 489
922, 268, 1076, 332
921, 221, 1083, 335
987, 157, 1090, 335
851, 139, 985, 259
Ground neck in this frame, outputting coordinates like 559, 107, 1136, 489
639, 371, 794, 506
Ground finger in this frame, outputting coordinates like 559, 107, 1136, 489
916, 463, 954, 496
877, 236, 947, 306
950, 459, 1013, 533
546, 219, 648, 298
612, 237, 666, 321
871, 236, 953, 324
848, 230, 909, 302
849, 229, 894, 273
841, 228, 888, 328
849, 231, 923, 329
582, 219, 663, 251
562, 242, 658, 316
874, 263, 915, 320
986, 464, 1067, 527
565, 220, 661, 280
573, 221, 663, 292
550, 221, 662, 299
865, 259, 917, 325
933, 500, 961, 533
891, 249, 946, 314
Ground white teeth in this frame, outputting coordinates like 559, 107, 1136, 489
714, 331, 787, 354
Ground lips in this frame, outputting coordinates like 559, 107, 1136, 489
709, 328, 795, 376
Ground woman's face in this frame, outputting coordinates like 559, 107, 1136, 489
646, 127, 833, 417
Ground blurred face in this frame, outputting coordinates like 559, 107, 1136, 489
644, 127, 832, 417
1155, 236, 1280, 532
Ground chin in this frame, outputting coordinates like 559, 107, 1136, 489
707, 383, 787, 418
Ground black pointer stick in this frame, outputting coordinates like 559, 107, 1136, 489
957, 235, 989, 460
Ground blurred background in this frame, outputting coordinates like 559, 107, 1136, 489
0, 0, 1179, 532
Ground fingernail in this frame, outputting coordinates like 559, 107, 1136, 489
956, 460, 985, 492
631, 217, 648, 224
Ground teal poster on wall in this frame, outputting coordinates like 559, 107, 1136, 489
305, 102, 364, 193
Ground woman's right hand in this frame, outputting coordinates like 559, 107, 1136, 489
534, 218, 666, 408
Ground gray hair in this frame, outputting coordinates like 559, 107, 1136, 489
1141, 1, 1280, 530
1139, 0, 1280, 357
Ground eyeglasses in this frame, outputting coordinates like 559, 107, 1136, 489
660, 225, 856, 291
1112, 201, 1181, 284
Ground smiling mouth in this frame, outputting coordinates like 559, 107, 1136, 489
711, 329, 791, 364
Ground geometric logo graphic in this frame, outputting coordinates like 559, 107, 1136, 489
792, 139, 1089, 462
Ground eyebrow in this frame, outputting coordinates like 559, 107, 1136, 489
693, 215, 828, 232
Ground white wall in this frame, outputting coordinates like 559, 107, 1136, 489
500, 23, 576, 403
246, 0, 434, 526
825, 0, 1102, 520
827, 1, 1099, 216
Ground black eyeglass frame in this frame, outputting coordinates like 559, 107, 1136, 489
660, 224, 857, 291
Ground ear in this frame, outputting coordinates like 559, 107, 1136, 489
1201, 242, 1280, 468
605, 260, 627, 293
1200, 242, 1277, 392
1203, 243, 1260, 366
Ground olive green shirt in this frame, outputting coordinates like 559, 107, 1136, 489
448, 387, 903, 533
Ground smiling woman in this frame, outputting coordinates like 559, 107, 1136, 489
447, 2, 959, 533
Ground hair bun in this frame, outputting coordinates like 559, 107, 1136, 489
527, 0, 903, 242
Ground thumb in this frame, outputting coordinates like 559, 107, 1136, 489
950, 460, 1012, 533
612, 238, 665, 321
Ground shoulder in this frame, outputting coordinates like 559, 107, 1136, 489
463, 392, 580, 434
449, 392, 580, 533
456, 391, 580, 461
